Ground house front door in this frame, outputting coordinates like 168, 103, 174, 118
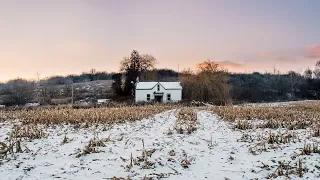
155, 95, 163, 103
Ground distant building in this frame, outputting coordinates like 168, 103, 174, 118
25, 102, 40, 107
97, 99, 110, 104
135, 82, 182, 103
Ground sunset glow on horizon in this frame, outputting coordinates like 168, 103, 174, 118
1, 0, 320, 82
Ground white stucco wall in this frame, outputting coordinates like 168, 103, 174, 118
135, 83, 182, 103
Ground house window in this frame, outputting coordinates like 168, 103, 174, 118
157, 84, 160, 91
167, 93, 171, 101
147, 94, 150, 101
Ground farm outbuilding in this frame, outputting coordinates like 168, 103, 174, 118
135, 82, 182, 103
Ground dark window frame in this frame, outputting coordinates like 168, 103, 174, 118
157, 84, 160, 91
147, 94, 151, 101
167, 93, 171, 101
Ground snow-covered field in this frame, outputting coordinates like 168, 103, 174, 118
1, 107, 320, 180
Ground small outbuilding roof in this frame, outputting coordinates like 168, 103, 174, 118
136, 82, 182, 90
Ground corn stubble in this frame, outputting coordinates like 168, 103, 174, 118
1, 105, 176, 126
174, 108, 198, 134
1, 102, 320, 179
211, 102, 320, 130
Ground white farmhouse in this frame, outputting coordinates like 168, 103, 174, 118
135, 82, 182, 103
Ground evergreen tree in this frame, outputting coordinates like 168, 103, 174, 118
120, 50, 157, 96
123, 50, 141, 96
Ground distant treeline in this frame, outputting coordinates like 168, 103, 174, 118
229, 72, 320, 103
0, 69, 320, 105
1, 68, 320, 106
43, 70, 115, 85
38, 68, 179, 85
1, 49, 320, 106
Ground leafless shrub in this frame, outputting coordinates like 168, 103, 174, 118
180, 60, 231, 105
2, 79, 36, 106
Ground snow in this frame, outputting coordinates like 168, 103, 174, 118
0, 109, 319, 179
136, 82, 182, 90
135, 82, 158, 90
160, 82, 182, 90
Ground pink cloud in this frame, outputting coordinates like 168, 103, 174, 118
191, 60, 247, 73
210, 60, 249, 73
257, 52, 270, 58
306, 45, 320, 58
257, 52, 298, 62
211, 61, 244, 69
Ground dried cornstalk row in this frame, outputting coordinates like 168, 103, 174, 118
2, 105, 177, 126
10, 125, 47, 140
0, 111, 19, 122
211, 102, 320, 129
175, 108, 198, 134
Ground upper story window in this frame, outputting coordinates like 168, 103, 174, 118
147, 94, 150, 101
157, 84, 160, 91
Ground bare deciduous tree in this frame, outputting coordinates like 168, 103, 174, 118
304, 68, 313, 79
38, 79, 56, 104
313, 60, 320, 79
3, 79, 36, 106
180, 60, 231, 105
120, 53, 157, 73
63, 78, 73, 97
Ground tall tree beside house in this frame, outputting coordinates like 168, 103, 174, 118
120, 50, 157, 96
180, 60, 231, 105
122, 50, 141, 96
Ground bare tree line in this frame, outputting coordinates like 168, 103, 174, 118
1, 52, 320, 106
179, 60, 231, 105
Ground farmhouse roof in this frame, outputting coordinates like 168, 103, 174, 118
136, 82, 182, 90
